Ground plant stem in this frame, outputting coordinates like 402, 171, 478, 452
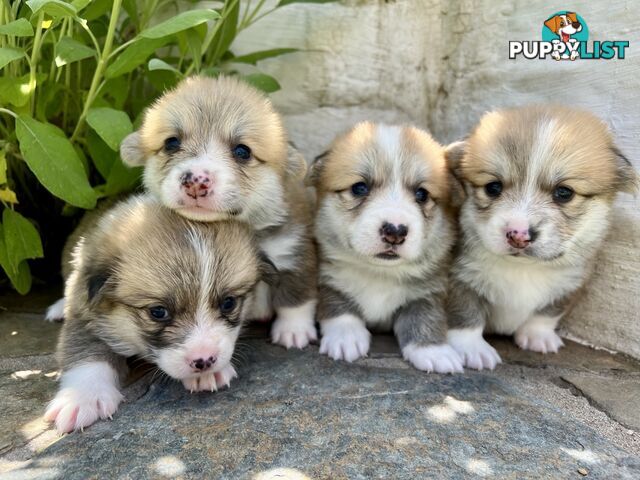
28, 12, 45, 115
0, 108, 18, 119
71, 0, 123, 143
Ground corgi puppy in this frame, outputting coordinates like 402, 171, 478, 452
309, 122, 463, 373
117, 75, 317, 349
45, 195, 275, 433
445, 105, 638, 370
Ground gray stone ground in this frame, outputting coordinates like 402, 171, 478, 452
1, 290, 639, 479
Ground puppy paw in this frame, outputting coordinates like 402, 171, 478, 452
271, 300, 317, 349
44, 362, 123, 434
44, 384, 123, 434
402, 343, 463, 373
515, 325, 564, 353
319, 314, 371, 362
447, 327, 502, 370
45, 298, 66, 322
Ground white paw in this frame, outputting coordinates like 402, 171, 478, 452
402, 343, 463, 373
45, 298, 66, 322
447, 327, 502, 371
552, 51, 561, 60
271, 300, 317, 349
181, 364, 237, 393
515, 325, 564, 353
319, 314, 371, 362
44, 362, 123, 434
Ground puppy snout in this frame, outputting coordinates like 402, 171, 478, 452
506, 228, 538, 249
189, 355, 217, 372
380, 222, 408, 246
572, 21, 581, 29
180, 171, 211, 199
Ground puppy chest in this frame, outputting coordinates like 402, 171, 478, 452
323, 267, 415, 328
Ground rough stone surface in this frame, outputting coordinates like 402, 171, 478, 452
233, 0, 640, 358
1, 306, 640, 479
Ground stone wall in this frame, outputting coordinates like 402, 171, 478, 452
235, 0, 640, 357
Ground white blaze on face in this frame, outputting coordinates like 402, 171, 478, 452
153, 140, 240, 220
154, 230, 241, 380
347, 125, 426, 261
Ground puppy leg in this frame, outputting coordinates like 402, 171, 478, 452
45, 297, 66, 322
45, 326, 127, 434
515, 314, 564, 353
270, 235, 318, 350
447, 280, 501, 370
317, 285, 370, 362
395, 298, 462, 374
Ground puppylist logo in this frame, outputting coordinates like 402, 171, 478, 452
509, 11, 629, 61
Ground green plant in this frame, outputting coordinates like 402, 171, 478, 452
0, 0, 333, 294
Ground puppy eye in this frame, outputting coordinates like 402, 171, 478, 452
553, 185, 575, 203
149, 305, 171, 322
232, 144, 251, 161
415, 187, 429, 204
220, 296, 237, 314
484, 181, 503, 198
164, 137, 181, 153
351, 182, 370, 197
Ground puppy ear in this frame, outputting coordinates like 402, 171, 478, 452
444, 141, 466, 173
305, 150, 329, 187
612, 147, 639, 194
258, 252, 279, 286
85, 265, 112, 304
567, 12, 578, 23
285, 144, 308, 181
544, 15, 560, 33
120, 132, 147, 166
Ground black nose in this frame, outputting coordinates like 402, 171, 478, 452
190, 356, 216, 372
572, 21, 580, 28
380, 222, 408, 245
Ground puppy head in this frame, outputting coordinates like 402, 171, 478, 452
120, 76, 292, 224
309, 122, 452, 265
452, 106, 637, 262
71, 197, 275, 383
544, 12, 581, 36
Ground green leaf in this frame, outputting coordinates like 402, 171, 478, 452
86, 129, 116, 179
105, 158, 142, 195
83, 0, 112, 21
0, 19, 35, 37
15, 116, 97, 208
0, 47, 25, 70
26, 0, 78, 17
243, 73, 281, 93
2, 209, 43, 269
0, 74, 45, 108
105, 37, 168, 78
208, 2, 239, 64
71, 0, 92, 11
277, 0, 336, 6
55, 37, 95, 67
148, 58, 180, 73
139, 9, 220, 39
0, 221, 32, 294
86, 108, 133, 151
0, 150, 7, 184
231, 48, 298, 65
102, 76, 129, 109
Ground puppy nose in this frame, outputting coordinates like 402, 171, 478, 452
571, 21, 580, 28
180, 171, 211, 199
190, 356, 217, 372
506, 228, 538, 249
380, 222, 408, 245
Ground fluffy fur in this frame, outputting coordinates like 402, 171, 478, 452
117, 75, 318, 349
310, 122, 463, 373
45, 195, 273, 433
446, 105, 638, 369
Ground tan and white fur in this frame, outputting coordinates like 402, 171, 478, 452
446, 106, 638, 370
310, 122, 463, 373
45, 195, 274, 433
48, 76, 317, 349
